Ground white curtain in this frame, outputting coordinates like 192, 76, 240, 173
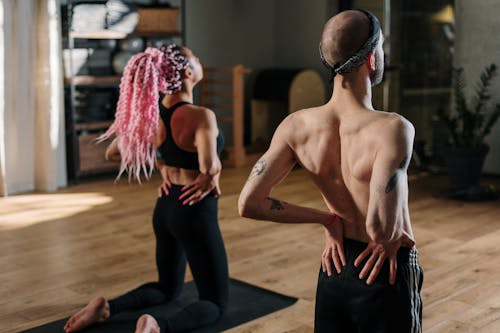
0, 0, 66, 196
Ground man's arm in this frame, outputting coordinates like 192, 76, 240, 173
355, 117, 416, 285
365, 117, 414, 243
238, 118, 335, 226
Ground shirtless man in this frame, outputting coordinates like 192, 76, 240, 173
238, 9, 423, 333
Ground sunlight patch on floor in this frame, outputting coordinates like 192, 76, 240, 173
0, 192, 113, 230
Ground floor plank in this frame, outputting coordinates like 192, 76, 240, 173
1, 167, 500, 332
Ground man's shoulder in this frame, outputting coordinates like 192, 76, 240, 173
269, 107, 318, 148
366, 112, 415, 153
369, 111, 414, 136
279, 107, 308, 130
285, 105, 327, 124
278, 106, 326, 136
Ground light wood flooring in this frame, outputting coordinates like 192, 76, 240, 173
1, 166, 500, 333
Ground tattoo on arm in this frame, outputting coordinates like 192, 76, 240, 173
384, 155, 409, 193
385, 173, 400, 193
398, 155, 409, 169
247, 158, 266, 182
267, 197, 285, 211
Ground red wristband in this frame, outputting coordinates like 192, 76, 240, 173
324, 213, 338, 226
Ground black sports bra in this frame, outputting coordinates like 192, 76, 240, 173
157, 101, 224, 170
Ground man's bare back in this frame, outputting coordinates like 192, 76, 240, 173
283, 104, 415, 244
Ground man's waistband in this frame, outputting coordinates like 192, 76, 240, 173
342, 237, 418, 265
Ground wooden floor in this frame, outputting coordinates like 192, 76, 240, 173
1, 166, 500, 333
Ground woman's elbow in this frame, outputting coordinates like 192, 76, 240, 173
105, 150, 120, 162
201, 159, 222, 176
211, 161, 222, 175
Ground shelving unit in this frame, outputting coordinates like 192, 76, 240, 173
71, 30, 182, 39
64, 75, 121, 86
199, 65, 256, 167
64, 0, 186, 180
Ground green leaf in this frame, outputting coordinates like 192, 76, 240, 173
473, 64, 497, 117
449, 64, 500, 147
480, 103, 500, 141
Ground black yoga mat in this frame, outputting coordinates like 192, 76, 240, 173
21, 278, 298, 333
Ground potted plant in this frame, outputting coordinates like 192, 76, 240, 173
437, 64, 500, 190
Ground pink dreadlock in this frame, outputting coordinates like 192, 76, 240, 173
98, 44, 189, 182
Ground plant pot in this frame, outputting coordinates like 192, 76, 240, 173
445, 145, 490, 189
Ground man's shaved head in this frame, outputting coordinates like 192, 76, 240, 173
320, 10, 371, 67
320, 10, 384, 86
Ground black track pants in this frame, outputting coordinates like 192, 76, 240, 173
315, 238, 423, 333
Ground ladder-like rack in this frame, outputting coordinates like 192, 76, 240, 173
200, 65, 261, 167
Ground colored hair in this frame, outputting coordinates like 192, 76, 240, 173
98, 44, 189, 182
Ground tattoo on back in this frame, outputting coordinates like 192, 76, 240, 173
385, 155, 409, 193
267, 197, 285, 210
247, 158, 266, 182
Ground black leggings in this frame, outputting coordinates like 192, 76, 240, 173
108, 185, 229, 332
315, 238, 423, 333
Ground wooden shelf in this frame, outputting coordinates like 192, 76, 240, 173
65, 76, 121, 87
69, 30, 182, 40
75, 121, 113, 132
63, 3, 186, 180
78, 133, 119, 175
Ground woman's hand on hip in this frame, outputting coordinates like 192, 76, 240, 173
179, 172, 221, 205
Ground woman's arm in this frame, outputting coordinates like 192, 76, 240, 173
179, 108, 221, 205
155, 153, 172, 197
194, 109, 222, 176
104, 138, 121, 162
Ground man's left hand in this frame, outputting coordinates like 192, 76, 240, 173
321, 217, 346, 276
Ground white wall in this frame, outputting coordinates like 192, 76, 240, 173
183, 0, 333, 71
273, 0, 332, 71
62, 0, 278, 68
455, 0, 500, 174
184, 0, 275, 68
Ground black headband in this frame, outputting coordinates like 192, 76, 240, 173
319, 9, 381, 82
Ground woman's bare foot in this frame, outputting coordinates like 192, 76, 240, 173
64, 296, 110, 333
135, 314, 160, 333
